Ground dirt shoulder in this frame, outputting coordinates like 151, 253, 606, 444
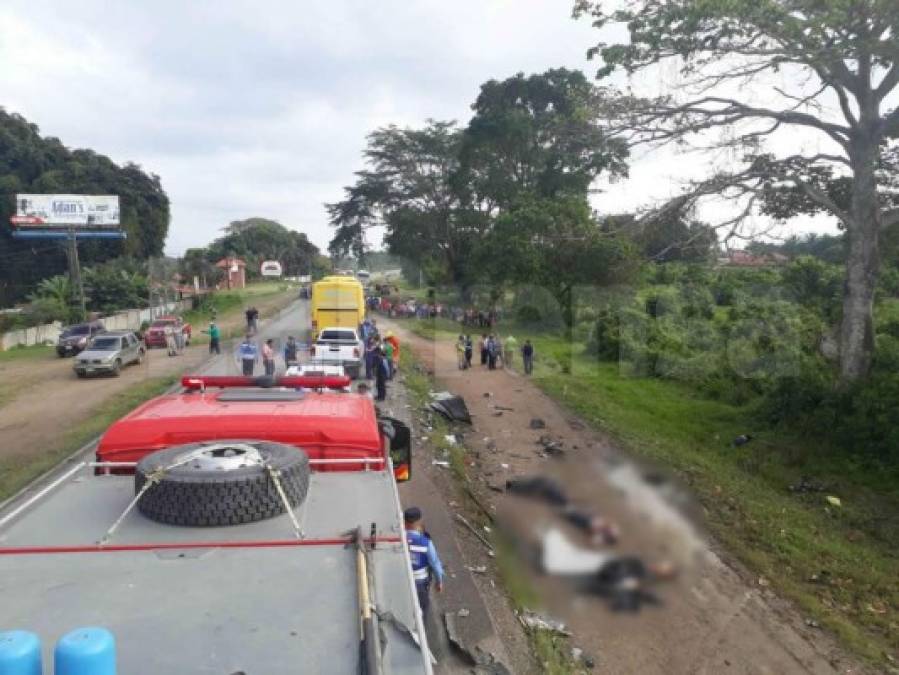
0, 287, 297, 502
383, 317, 875, 675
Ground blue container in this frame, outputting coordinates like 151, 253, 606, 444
0, 630, 42, 675
54, 627, 116, 675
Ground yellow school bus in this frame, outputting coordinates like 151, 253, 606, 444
310, 275, 365, 336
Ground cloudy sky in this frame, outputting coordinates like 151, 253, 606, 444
1, 1, 838, 255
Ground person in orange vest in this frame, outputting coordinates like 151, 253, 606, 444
384, 331, 400, 379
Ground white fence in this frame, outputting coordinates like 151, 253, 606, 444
0, 300, 191, 350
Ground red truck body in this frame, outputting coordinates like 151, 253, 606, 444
97, 384, 384, 471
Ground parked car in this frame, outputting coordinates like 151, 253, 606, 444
56, 320, 105, 357
73, 330, 145, 377
144, 315, 191, 348
309, 327, 363, 379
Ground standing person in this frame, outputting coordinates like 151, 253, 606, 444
284, 336, 298, 367
383, 338, 395, 380
385, 331, 400, 379
204, 321, 221, 355
262, 338, 276, 376
238, 335, 258, 376
245, 307, 255, 334
486, 335, 498, 370
375, 346, 389, 401
464, 335, 473, 368
456, 335, 466, 370
479, 334, 488, 366
504, 335, 518, 369
173, 320, 185, 354
164, 324, 177, 357
404, 507, 445, 613
365, 337, 378, 380
522, 339, 534, 375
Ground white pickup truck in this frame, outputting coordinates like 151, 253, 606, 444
310, 327, 364, 379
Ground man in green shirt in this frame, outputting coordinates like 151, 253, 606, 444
384, 340, 395, 379
504, 335, 518, 369
203, 322, 221, 355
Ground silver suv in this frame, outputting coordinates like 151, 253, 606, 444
73, 331, 145, 377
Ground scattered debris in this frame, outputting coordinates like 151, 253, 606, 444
432, 460, 450, 468
825, 495, 842, 507
466, 565, 488, 574
455, 514, 495, 554
758, 576, 770, 587
492, 411, 504, 417
457, 608, 470, 618
732, 434, 753, 447
518, 609, 571, 636
494, 405, 515, 412
483, 392, 492, 398
444, 613, 512, 674
500, 463, 510, 470
506, 476, 567, 506
788, 476, 827, 493
443, 434, 457, 446
529, 417, 546, 429
570, 647, 596, 669
805, 618, 820, 628
483, 437, 497, 450
429, 392, 472, 424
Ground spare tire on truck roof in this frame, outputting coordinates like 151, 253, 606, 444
135, 440, 310, 527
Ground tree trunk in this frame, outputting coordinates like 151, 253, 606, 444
839, 140, 881, 384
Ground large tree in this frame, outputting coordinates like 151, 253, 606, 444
205, 218, 321, 278
574, 0, 899, 383
328, 69, 629, 293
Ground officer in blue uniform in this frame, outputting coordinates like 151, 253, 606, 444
404, 506, 445, 612
238, 335, 258, 376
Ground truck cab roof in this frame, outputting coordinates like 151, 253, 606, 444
97, 388, 382, 466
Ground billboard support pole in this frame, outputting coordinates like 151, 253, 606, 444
65, 225, 87, 321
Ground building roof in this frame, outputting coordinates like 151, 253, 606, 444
215, 257, 247, 268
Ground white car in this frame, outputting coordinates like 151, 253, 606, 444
309, 327, 363, 379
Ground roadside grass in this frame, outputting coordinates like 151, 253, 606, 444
0, 344, 54, 363
402, 348, 582, 673
0, 375, 178, 503
520, 331, 898, 665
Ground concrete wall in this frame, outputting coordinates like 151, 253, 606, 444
0, 300, 191, 350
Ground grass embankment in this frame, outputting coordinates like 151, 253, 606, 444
0, 344, 55, 363
396, 314, 897, 665
402, 350, 582, 673
0, 375, 177, 503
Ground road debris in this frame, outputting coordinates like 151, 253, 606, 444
432, 460, 450, 468
825, 495, 842, 507
455, 513, 495, 554
529, 417, 546, 429
466, 565, 488, 574
518, 609, 571, 636
429, 391, 472, 423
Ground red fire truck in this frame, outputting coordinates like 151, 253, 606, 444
0, 375, 430, 674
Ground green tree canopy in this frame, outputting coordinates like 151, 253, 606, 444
205, 218, 321, 278
0, 109, 170, 306
574, 0, 899, 383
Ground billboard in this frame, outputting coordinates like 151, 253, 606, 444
260, 260, 283, 277
13, 194, 120, 227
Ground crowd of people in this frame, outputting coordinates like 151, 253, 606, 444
455, 333, 534, 374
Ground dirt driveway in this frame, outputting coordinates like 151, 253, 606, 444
383, 317, 873, 675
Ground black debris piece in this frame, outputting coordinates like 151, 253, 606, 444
591, 557, 661, 612
505, 476, 567, 506
732, 434, 753, 447
529, 418, 546, 429
429, 392, 472, 424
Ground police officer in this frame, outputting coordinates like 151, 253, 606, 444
238, 334, 258, 376
404, 506, 445, 613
